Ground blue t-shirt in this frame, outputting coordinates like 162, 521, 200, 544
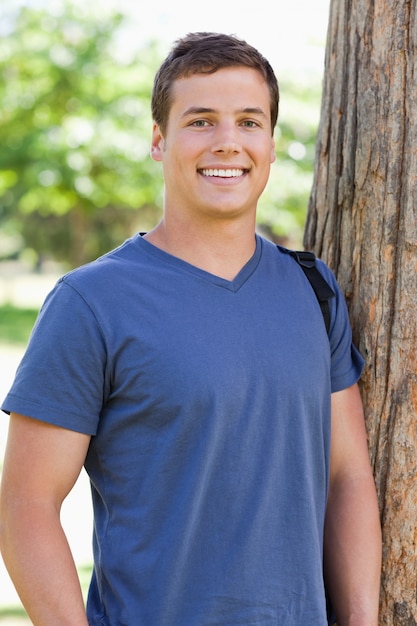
2, 234, 363, 625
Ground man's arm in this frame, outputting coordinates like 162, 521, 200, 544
0, 412, 91, 625
324, 383, 382, 626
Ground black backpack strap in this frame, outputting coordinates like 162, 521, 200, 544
279, 247, 336, 334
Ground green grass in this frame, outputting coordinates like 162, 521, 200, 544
0, 605, 29, 619
0, 304, 39, 346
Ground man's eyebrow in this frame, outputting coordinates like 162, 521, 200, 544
240, 107, 268, 117
181, 106, 268, 118
181, 107, 217, 118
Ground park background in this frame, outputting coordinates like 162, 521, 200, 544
0, 0, 330, 621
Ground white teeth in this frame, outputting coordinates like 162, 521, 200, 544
201, 168, 244, 177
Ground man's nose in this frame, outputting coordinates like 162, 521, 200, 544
211, 123, 241, 154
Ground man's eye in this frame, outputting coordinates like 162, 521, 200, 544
242, 120, 259, 128
191, 120, 209, 127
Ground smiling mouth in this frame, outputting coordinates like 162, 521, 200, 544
200, 168, 246, 178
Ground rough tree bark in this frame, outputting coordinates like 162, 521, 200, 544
303, 0, 417, 623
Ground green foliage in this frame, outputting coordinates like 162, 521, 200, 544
0, 1, 322, 265
0, 2, 163, 267
0, 304, 39, 345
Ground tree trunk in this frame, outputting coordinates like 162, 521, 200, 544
303, 0, 417, 623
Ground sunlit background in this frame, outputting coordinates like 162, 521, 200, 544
0, 0, 330, 620
99, 0, 330, 73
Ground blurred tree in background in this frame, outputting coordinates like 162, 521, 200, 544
0, 1, 321, 269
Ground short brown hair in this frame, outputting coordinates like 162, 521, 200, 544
151, 32, 279, 136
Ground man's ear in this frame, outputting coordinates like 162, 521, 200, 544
151, 123, 165, 162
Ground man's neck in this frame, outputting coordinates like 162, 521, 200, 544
144, 218, 257, 281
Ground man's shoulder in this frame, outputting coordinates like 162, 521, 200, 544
61, 235, 141, 285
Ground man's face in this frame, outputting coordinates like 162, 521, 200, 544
151, 66, 276, 226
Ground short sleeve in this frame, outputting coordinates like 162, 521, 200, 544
1, 279, 108, 435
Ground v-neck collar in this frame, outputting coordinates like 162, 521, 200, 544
136, 233, 263, 293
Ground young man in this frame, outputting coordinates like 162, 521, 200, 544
0, 32, 381, 625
